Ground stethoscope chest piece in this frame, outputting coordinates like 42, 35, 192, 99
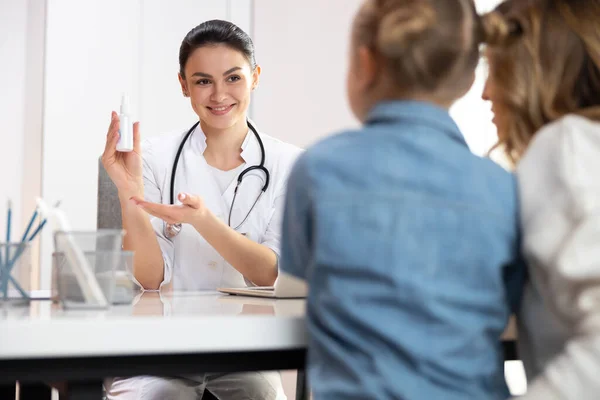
164, 222, 182, 239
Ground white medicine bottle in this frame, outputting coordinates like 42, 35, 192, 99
116, 93, 134, 152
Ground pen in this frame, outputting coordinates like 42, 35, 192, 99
6, 200, 60, 268
20, 208, 38, 244
1, 201, 60, 299
6, 200, 11, 245
5, 200, 11, 268
25, 201, 60, 243
2, 200, 11, 299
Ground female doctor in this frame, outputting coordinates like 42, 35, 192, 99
101, 19, 300, 400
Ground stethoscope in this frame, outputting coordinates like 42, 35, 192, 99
164, 120, 270, 239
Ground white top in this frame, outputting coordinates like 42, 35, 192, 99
208, 163, 247, 195
0, 291, 306, 359
516, 115, 600, 399
142, 122, 303, 290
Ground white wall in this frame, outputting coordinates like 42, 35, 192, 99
252, 0, 363, 148
0, 0, 46, 290
0, 0, 27, 254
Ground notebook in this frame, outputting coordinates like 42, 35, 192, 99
217, 271, 307, 299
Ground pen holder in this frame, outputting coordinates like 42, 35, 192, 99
52, 250, 136, 309
0, 242, 32, 304
52, 229, 133, 309
53, 229, 125, 253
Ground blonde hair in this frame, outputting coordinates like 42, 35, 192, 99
353, 0, 482, 103
481, 0, 600, 164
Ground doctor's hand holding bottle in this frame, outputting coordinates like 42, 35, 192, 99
101, 110, 168, 292
101, 110, 210, 228
101, 112, 143, 199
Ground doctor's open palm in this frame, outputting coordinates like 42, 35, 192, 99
101, 111, 143, 197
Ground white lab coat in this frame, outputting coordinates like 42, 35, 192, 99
141, 122, 303, 290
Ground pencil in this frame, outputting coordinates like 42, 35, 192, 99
3, 200, 11, 298
20, 208, 38, 244
5, 200, 11, 265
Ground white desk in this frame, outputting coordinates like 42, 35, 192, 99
0, 290, 308, 399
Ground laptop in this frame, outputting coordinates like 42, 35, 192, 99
217, 271, 307, 299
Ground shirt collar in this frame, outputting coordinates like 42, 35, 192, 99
190, 121, 258, 164
365, 100, 467, 146
240, 127, 255, 164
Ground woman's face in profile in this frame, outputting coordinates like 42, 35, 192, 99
179, 44, 260, 131
482, 52, 509, 141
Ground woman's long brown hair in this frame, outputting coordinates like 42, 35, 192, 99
482, 0, 600, 164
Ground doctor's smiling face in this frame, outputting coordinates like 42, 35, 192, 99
178, 20, 260, 133
179, 45, 260, 131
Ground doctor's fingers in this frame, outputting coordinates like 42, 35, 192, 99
107, 111, 120, 138
107, 111, 117, 131
136, 204, 178, 224
178, 192, 203, 210
101, 132, 120, 168
148, 209, 184, 226
103, 112, 120, 156
132, 121, 141, 153
132, 199, 186, 224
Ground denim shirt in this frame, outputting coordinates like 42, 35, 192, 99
280, 101, 525, 400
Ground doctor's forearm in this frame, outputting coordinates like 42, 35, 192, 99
193, 213, 278, 286
119, 194, 165, 290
